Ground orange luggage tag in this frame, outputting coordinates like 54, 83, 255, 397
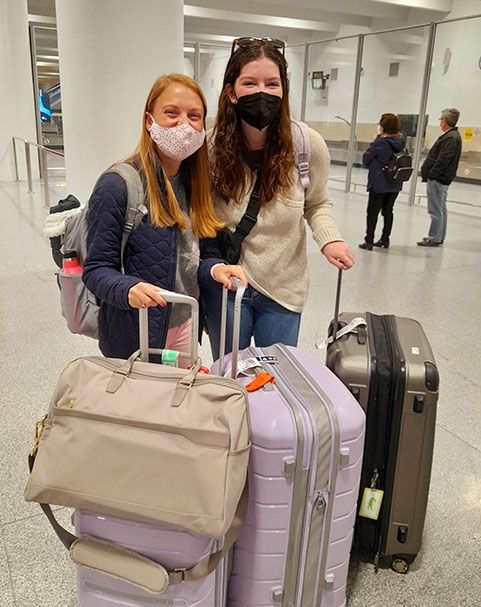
246, 371, 275, 392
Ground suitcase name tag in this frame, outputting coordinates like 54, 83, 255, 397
359, 487, 384, 520
316, 317, 367, 350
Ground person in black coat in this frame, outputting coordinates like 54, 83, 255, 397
417, 108, 462, 247
359, 113, 405, 250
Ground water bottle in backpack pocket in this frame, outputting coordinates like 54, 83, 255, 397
58, 249, 99, 339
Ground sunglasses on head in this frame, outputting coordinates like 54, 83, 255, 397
231, 37, 285, 57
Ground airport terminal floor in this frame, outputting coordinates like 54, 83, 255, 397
1, 174, 480, 607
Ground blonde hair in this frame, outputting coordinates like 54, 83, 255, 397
128, 73, 223, 237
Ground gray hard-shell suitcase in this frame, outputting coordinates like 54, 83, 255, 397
325, 271, 439, 573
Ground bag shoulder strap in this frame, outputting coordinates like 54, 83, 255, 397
28, 450, 247, 593
107, 163, 148, 272
291, 119, 311, 189
230, 171, 262, 248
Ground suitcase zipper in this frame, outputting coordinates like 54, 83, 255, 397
262, 345, 340, 606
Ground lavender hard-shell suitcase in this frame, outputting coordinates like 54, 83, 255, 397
74, 292, 229, 607
213, 286, 366, 607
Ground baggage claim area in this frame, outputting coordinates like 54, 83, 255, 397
1, 1, 481, 606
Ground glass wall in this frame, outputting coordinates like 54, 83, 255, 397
355, 25, 430, 201
296, 14, 481, 216
302, 37, 359, 187
196, 44, 231, 125
425, 16, 481, 213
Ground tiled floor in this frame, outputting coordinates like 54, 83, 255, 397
1, 174, 480, 607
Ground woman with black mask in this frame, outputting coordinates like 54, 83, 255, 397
199, 37, 354, 359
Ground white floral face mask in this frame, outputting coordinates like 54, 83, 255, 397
147, 114, 205, 162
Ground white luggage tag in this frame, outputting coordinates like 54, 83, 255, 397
315, 317, 367, 350
223, 357, 277, 391
359, 487, 384, 520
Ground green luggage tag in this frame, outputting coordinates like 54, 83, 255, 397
161, 349, 179, 367
359, 487, 384, 520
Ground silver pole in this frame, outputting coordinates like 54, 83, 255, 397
194, 42, 201, 83
300, 43, 310, 122
25, 142, 33, 194
40, 148, 50, 207
345, 35, 364, 193
408, 23, 437, 206
12, 138, 19, 181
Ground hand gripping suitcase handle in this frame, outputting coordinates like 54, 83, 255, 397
219, 277, 245, 379
139, 292, 199, 364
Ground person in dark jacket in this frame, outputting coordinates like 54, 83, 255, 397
359, 113, 405, 250
417, 108, 462, 247
83, 74, 247, 362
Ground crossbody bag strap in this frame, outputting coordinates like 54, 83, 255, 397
231, 171, 262, 248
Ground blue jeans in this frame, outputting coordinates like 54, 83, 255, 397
202, 283, 301, 361
427, 179, 449, 243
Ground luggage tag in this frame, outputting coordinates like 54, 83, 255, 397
359, 487, 384, 520
315, 317, 367, 350
224, 357, 276, 391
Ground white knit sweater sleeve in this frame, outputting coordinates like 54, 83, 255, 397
303, 128, 344, 250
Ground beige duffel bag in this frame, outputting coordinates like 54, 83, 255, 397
24, 294, 250, 592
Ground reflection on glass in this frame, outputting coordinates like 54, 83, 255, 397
301, 37, 359, 187
425, 17, 481, 212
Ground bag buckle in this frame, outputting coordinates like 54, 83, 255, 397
174, 567, 187, 581
30, 415, 47, 457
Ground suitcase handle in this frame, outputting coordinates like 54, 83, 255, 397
332, 268, 343, 344
219, 278, 246, 379
139, 292, 199, 364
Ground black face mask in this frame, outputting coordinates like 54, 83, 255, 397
234, 92, 282, 131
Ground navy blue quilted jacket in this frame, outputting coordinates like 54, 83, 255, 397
362, 135, 405, 193
83, 169, 223, 359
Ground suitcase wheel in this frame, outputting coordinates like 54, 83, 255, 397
391, 557, 409, 574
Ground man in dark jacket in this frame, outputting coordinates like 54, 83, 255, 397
417, 108, 462, 247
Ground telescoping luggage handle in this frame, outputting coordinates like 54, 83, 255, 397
316, 269, 367, 349
138, 291, 199, 364
219, 277, 246, 379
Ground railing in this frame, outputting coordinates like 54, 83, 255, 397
12, 136, 65, 208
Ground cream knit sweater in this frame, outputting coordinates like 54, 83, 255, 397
213, 127, 343, 313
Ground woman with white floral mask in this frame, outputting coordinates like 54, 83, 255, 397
83, 74, 246, 364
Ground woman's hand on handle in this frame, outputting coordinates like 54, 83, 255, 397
322, 241, 355, 270
212, 264, 249, 290
128, 282, 168, 309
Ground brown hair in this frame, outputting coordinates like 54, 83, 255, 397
127, 73, 223, 237
211, 44, 294, 205
379, 113, 401, 135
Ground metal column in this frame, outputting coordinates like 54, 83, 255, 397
408, 23, 437, 206
300, 43, 310, 122
194, 42, 201, 83
345, 35, 364, 193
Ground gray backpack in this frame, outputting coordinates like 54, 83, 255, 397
49, 163, 147, 339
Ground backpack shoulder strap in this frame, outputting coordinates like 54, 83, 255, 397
108, 163, 148, 272
291, 119, 311, 189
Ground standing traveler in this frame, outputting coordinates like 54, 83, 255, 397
359, 113, 405, 251
83, 73, 246, 362
417, 107, 462, 247
199, 36, 354, 359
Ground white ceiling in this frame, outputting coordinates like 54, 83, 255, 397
27, 0, 479, 83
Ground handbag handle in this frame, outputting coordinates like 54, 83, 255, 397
219, 277, 246, 379
139, 291, 199, 364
